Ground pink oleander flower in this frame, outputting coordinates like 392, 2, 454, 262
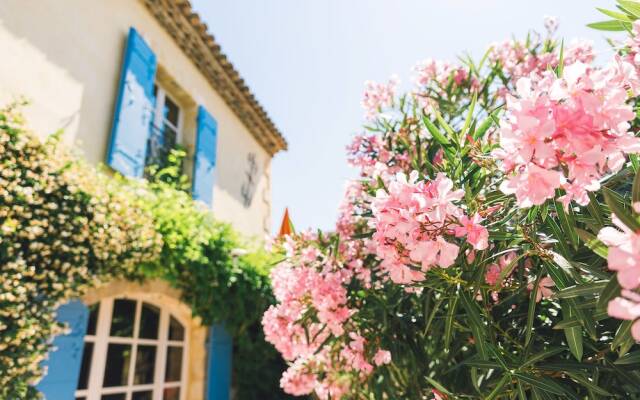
455, 214, 489, 250
528, 276, 555, 302
432, 389, 447, 400
598, 217, 640, 290
485, 263, 502, 286
373, 349, 392, 366
372, 171, 487, 284
607, 290, 640, 341
500, 164, 564, 208
280, 359, 316, 396
496, 61, 640, 207
362, 76, 399, 120
485, 252, 517, 286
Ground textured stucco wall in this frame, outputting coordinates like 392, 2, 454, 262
0, 0, 272, 236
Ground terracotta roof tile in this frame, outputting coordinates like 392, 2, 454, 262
142, 0, 287, 155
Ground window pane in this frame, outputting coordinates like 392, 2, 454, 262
168, 316, 184, 341
110, 299, 136, 337
134, 345, 157, 385
77, 342, 93, 390
103, 343, 131, 387
132, 391, 153, 400
87, 303, 100, 335
164, 95, 180, 127
162, 125, 178, 150
76, 398, 86, 400
101, 394, 126, 400
139, 303, 160, 339
165, 346, 183, 382
163, 387, 180, 400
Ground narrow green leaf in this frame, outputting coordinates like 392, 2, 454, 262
444, 295, 458, 351
472, 114, 494, 140
555, 201, 579, 249
516, 381, 528, 400
597, 7, 633, 21
587, 20, 631, 31
619, 0, 640, 17
485, 375, 510, 400
556, 281, 608, 299
547, 218, 571, 259
597, 277, 620, 311
612, 320, 633, 352
615, 350, 640, 365
566, 372, 613, 396
586, 192, 605, 227
575, 228, 608, 259
632, 167, 640, 205
525, 273, 543, 346
556, 40, 564, 77
422, 115, 451, 146
462, 91, 478, 140
434, 111, 458, 144
460, 291, 488, 359
424, 376, 453, 396
513, 373, 565, 396
553, 311, 608, 329
520, 347, 566, 369
603, 187, 640, 231
562, 301, 583, 361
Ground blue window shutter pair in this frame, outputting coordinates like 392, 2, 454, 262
107, 27, 157, 178
193, 105, 218, 207
107, 29, 218, 203
36, 301, 89, 400
206, 324, 232, 400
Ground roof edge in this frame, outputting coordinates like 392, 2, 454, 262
142, 0, 287, 155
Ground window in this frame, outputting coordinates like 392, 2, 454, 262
145, 85, 183, 172
75, 297, 188, 400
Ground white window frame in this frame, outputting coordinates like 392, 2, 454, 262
152, 85, 183, 145
75, 295, 189, 400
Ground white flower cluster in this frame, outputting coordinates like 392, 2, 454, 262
0, 108, 161, 398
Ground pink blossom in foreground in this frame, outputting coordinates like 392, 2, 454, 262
598, 216, 640, 290
372, 171, 489, 284
455, 214, 489, 250
607, 290, 640, 341
496, 61, 640, 207
527, 276, 555, 302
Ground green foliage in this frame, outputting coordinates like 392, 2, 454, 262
0, 107, 290, 399
0, 106, 161, 399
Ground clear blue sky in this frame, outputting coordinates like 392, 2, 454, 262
192, 0, 613, 233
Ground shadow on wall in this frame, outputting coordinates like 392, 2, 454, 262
0, 19, 83, 145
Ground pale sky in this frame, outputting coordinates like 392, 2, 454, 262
192, 0, 614, 233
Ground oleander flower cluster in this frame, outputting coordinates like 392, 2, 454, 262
262, 234, 391, 398
372, 171, 488, 284
496, 60, 640, 207
266, 13, 640, 400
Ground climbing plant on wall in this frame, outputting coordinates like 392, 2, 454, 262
0, 105, 291, 399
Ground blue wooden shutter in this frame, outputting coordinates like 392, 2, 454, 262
37, 300, 89, 400
206, 324, 232, 400
107, 27, 157, 178
192, 106, 218, 206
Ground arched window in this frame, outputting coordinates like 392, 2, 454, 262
74, 296, 188, 400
